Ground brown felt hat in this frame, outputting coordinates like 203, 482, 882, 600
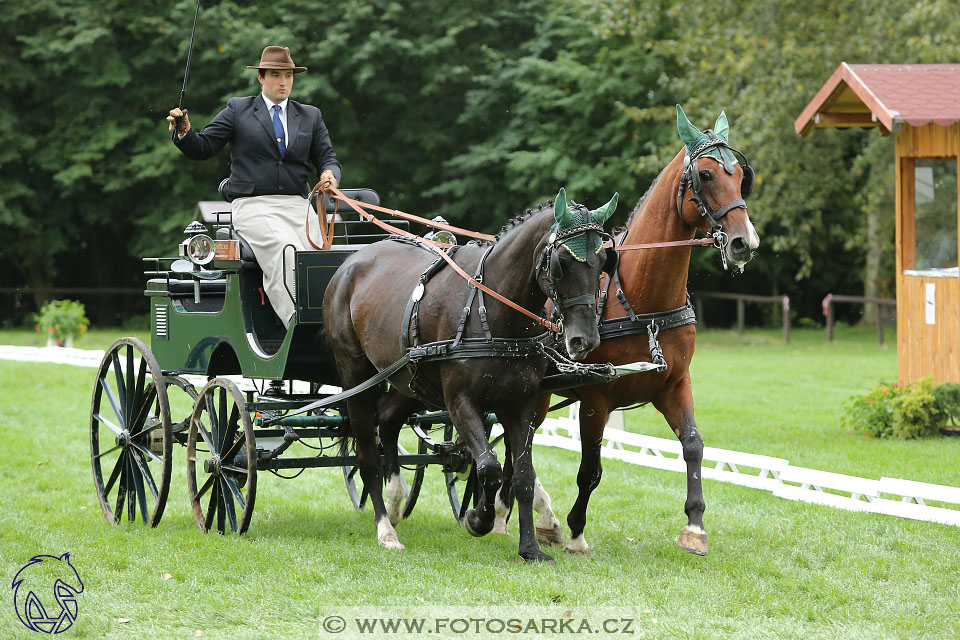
246, 46, 306, 73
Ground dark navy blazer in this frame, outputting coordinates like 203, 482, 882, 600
174, 95, 342, 200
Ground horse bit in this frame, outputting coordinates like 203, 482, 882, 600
675, 131, 755, 270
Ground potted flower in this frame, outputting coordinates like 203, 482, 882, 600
35, 299, 89, 348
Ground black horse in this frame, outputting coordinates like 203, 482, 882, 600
323, 189, 617, 562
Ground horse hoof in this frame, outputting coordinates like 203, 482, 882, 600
536, 525, 565, 547
564, 534, 590, 555
464, 509, 494, 538
521, 550, 555, 564
677, 526, 708, 556
378, 536, 406, 551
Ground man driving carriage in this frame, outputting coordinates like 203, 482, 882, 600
167, 45, 341, 328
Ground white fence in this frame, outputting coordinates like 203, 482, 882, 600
7, 345, 959, 526
536, 405, 960, 527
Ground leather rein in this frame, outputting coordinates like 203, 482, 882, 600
325, 186, 570, 334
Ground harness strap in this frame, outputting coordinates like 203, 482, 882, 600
612, 267, 638, 322
330, 186, 560, 334
597, 302, 696, 341
267, 352, 415, 422
714, 198, 747, 218
613, 237, 716, 251
453, 246, 494, 346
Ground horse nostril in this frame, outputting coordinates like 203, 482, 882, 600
569, 336, 585, 353
730, 236, 747, 255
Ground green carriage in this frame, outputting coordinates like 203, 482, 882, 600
89, 190, 490, 534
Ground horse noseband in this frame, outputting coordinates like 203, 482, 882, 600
676, 131, 754, 234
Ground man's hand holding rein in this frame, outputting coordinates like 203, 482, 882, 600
320, 169, 338, 195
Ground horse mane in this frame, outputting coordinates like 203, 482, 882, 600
482, 200, 554, 245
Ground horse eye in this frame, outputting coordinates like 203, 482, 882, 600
698, 170, 712, 182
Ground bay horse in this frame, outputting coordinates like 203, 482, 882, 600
494, 105, 760, 556
323, 190, 618, 562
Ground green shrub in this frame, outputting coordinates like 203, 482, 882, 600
843, 377, 946, 439
932, 382, 960, 427
844, 381, 898, 438
34, 299, 89, 345
889, 378, 943, 439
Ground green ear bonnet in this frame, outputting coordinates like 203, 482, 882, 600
676, 104, 739, 173
552, 187, 618, 262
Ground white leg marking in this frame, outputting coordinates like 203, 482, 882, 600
376, 515, 406, 551
565, 534, 590, 554
493, 487, 510, 535
532, 477, 561, 530
681, 524, 705, 536
384, 472, 406, 526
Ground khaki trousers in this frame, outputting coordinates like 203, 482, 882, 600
231, 194, 313, 328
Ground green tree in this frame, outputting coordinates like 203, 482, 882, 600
636, 0, 960, 319
430, 0, 680, 230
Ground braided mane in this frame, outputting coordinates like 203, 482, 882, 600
491, 200, 554, 243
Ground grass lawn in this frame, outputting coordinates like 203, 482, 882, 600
1, 326, 958, 639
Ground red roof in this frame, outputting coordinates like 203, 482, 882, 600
795, 63, 960, 136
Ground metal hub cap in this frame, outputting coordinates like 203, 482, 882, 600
203, 455, 221, 475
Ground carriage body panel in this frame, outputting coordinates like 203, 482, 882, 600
142, 189, 404, 381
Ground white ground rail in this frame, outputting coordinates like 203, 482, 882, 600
536, 404, 960, 527
6, 345, 959, 526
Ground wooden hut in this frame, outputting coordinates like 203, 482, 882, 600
796, 63, 960, 384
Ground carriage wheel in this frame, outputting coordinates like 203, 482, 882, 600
162, 375, 198, 440
90, 338, 172, 527
342, 443, 425, 517
444, 422, 503, 524
400, 439, 427, 520
446, 462, 482, 524
187, 378, 257, 534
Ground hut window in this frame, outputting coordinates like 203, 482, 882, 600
914, 159, 958, 271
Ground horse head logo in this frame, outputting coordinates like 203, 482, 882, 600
11, 553, 84, 634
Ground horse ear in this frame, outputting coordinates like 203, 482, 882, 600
554, 187, 572, 226
676, 104, 701, 150
590, 192, 618, 225
715, 111, 730, 141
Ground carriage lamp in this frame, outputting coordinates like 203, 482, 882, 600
185, 234, 216, 265
179, 221, 216, 266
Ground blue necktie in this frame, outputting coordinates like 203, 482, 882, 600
272, 104, 286, 156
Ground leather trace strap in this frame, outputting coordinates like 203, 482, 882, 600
328, 186, 560, 333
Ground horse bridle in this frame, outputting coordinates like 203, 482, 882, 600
537, 209, 614, 334
675, 131, 754, 238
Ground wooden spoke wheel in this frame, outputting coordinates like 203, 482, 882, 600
444, 422, 503, 524
342, 443, 426, 518
90, 337, 172, 527
162, 375, 198, 440
187, 378, 256, 535
446, 461, 481, 524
